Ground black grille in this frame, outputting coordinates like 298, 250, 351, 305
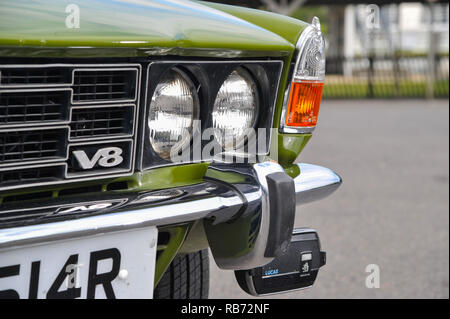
70, 105, 134, 139
0, 63, 138, 192
73, 69, 137, 102
0, 128, 67, 163
0, 62, 141, 191
0, 90, 70, 125
0, 165, 65, 186
0, 67, 70, 86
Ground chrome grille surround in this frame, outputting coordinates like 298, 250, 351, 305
0, 64, 140, 192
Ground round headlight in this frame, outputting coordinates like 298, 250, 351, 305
212, 67, 258, 151
148, 68, 199, 160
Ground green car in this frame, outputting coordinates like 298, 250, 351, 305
0, 0, 341, 299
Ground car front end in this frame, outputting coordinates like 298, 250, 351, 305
0, 0, 341, 299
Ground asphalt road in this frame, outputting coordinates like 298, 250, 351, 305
208, 99, 449, 299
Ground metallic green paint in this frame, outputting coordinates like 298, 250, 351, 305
283, 163, 301, 179
273, 132, 312, 167
0, 163, 210, 199
204, 168, 247, 185
0, 0, 294, 57
154, 224, 191, 286
129, 163, 210, 191
199, 1, 308, 45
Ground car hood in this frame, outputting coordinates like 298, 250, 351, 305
0, 0, 293, 57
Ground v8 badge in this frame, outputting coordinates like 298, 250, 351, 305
73, 147, 124, 169
67, 140, 133, 177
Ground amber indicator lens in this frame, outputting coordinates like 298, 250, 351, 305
286, 81, 324, 127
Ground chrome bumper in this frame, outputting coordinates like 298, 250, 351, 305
0, 162, 341, 268
294, 163, 342, 205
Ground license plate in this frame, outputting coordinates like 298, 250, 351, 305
0, 226, 157, 299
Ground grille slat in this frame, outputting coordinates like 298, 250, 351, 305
75, 91, 128, 96
2, 104, 64, 108
75, 82, 129, 86
73, 127, 126, 132
74, 118, 125, 123
3, 151, 58, 157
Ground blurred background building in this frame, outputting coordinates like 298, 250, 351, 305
210, 0, 449, 99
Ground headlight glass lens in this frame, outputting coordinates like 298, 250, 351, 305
148, 68, 198, 160
212, 68, 258, 150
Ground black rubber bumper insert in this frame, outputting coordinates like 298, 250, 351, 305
264, 171, 296, 258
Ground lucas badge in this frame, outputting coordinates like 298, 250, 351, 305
68, 141, 132, 176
